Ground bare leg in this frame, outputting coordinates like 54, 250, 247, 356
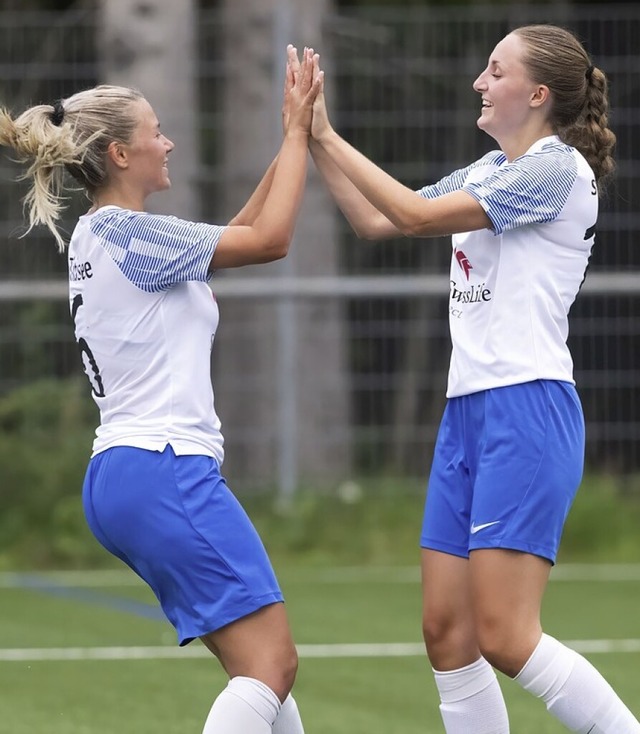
422, 549, 509, 733
469, 548, 549, 675
199, 603, 299, 733
470, 549, 640, 732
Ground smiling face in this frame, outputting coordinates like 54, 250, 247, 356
472, 33, 549, 151
123, 98, 175, 199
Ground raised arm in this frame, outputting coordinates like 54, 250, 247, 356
227, 45, 299, 227
211, 47, 321, 269
227, 156, 278, 227
309, 138, 400, 240
298, 51, 398, 241
311, 59, 490, 239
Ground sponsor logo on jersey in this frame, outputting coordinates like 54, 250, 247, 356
449, 250, 492, 317
450, 280, 492, 304
69, 257, 94, 281
455, 248, 473, 280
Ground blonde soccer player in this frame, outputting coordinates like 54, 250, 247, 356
0, 47, 322, 734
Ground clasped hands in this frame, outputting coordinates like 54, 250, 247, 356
282, 44, 332, 144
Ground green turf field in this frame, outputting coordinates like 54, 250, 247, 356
0, 564, 639, 733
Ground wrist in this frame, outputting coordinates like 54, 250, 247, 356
312, 126, 335, 148
285, 127, 310, 142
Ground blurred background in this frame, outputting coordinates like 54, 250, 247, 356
1, 0, 640, 569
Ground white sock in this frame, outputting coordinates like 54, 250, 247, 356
515, 633, 640, 733
202, 676, 281, 733
272, 694, 304, 733
433, 657, 510, 733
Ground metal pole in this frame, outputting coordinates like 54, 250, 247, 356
273, 0, 298, 508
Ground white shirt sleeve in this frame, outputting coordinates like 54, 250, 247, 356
463, 147, 578, 235
90, 209, 226, 291
416, 151, 506, 199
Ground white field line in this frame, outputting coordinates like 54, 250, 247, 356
1, 639, 640, 663
2, 564, 640, 587
1, 568, 639, 662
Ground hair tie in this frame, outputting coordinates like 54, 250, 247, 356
585, 65, 595, 82
50, 100, 65, 126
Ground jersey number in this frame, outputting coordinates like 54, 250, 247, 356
71, 294, 105, 398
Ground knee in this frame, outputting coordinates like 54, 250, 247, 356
422, 611, 452, 651
280, 644, 299, 694
422, 610, 477, 669
476, 616, 538, 677
265, 642, 299, 701
217, 638, 299, 702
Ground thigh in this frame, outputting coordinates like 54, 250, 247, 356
421, 549, 479, 670
205, 602, 295, 671
203, 602, 297, 700
469, 548, 551, 675
470, 380, 585, 563
421, 399, 474, 558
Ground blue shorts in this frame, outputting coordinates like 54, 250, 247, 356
421, 380, 585, 563
82, 445, 283, 645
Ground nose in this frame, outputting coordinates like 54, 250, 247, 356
473, 70, 487, 93
165, 136, 175, 153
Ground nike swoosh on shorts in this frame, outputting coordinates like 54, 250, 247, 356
470, 521, 501, 534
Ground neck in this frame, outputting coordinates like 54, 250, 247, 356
499, 122, 555, 162
90, 187, 145, 213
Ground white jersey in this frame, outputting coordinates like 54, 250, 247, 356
68, 206, 226, 461
417, 135, 598, 398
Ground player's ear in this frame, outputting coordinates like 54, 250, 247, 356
106, 140, 128, 169
530, 84, 550, 109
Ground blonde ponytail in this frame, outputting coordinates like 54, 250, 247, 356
0, 85, 144, 251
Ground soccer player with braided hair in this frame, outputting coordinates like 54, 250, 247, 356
302, 23, 637, 733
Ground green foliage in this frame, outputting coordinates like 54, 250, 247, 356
1, 379, 640, 570
559, 473, 640, 563
245, 473, 640, 567
0, 377, 101, 569
246, 479, 425, 568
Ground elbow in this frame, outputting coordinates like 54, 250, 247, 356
351, 220, 391, 241
270, 243, 290, 261
261, 236, 291, 263
397, 217, 432, 238
399, 223, 424, 238
352, 224, 377, 240
395, 202, 433, 237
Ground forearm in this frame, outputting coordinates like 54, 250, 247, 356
228, 155, 279, 226
251, 130, 309, 249
310, 140, 399, 240
316, 129, 428, 236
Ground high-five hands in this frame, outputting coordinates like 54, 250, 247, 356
284, 45, 332, 144
309, 50, 332, 143
282, 45, 323, 137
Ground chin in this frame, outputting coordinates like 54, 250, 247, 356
477, 118, 497, 141
476, 117, 488, 133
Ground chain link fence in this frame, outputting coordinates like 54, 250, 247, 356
1, 4, 639, 491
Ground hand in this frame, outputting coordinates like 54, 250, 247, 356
286, 46, 323, 137
282, 44, 299, 134
310, 53, 332, 143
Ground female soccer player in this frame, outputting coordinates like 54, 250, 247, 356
302, 25, 639, 733
0, 47, 321, 734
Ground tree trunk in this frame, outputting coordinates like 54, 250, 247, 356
217, 0, 350, 494
97, 0, 198, 220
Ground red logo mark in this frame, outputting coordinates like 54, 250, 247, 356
455, 249, 473, 280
